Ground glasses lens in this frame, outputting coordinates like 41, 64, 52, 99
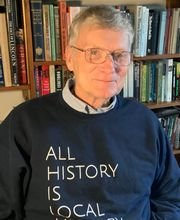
113, 51, 131, 66
86, 48, 106, 64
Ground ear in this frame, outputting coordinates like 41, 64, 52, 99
65, 46, 74, 71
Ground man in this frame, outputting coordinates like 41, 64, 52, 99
0, 5, 180, 220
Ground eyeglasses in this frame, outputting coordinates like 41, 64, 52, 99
71, 45, 132, 66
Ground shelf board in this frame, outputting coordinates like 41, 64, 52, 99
145, 101, 180, 109
0, 85, 30, 91
174, 149, 180, 155
34, 60, 66, 66
133, 53, 180, 61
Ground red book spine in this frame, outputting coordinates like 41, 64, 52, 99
59, 0, 68, 61
16, 29, 27, 85
41, 65, 50, 95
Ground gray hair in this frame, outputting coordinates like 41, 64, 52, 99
68, 5, 134, 47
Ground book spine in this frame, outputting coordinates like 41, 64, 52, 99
49, 4, 56, 61
150, 10, 160, 55
164, 59, 173, 102
54, 6, 61, 61
49, 64, 55, 93
41, 64, 50, 95
30, 0, 45, 61
16, 28, 27, 85
146, 10, 153, 54
0, 47, 4, 86
5, 0, 19, 85
59, 0, 68, 61
34, 65, 40, 97
55, 65, 63, 91
157, 10, 167, 55
0, 12, 12, 86
133, 61, 140, 101
42, 4, 51, 61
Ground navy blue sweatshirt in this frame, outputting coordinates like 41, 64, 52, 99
0, 92, 180, 220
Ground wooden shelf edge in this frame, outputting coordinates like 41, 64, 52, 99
145, 101, 180, 109
0, 85, 30, 92
34, 60, 66, 66
174, 149, 180, 155
134, 53, 180, 61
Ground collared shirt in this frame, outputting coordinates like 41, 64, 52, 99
62, 79, 117, 114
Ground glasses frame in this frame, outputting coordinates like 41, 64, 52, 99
70, 45, 132, 66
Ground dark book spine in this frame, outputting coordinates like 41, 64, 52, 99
0, 48, 4, 86
55, 65, 63, 91
30, 0, 45, 61
133, 61, 140, 101
176, 27, 180, 53
148, 10, 160, 55
5, 0, 19, 85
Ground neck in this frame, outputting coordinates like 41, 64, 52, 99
71, 86, 111, 109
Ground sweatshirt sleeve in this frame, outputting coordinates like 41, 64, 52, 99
150, 124, 180, 219
0, 111, 31, 219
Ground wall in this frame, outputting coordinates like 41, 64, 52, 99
0, 91, 25, 121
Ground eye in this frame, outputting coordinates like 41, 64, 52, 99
90, 48, 101, 57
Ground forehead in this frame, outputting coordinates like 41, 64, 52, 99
75, 23, 130, 50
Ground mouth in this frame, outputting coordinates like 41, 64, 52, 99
94, 79, 116, 83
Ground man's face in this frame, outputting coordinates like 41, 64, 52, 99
66, 24, 130, 107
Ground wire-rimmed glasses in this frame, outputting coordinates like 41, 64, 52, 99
71, 45, 132, 66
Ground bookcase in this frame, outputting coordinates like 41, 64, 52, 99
0, 0, 180, 162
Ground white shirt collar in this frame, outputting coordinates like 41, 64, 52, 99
62, 79, 117, 114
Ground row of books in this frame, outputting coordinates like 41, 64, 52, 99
34, 64, 72, 97
123, 59, 180, 103
154, 107, 180, 150
125, 5, 180, 57
30, 0, 80, 62
0, 0, 27, 87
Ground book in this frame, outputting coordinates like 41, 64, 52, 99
164, 59, 173, 102
41, 64, 50, 95
149, 9, 160, 55
42, 4, 51, 61
157, 10, 167, 55
34, 65, 41, 97
169, 8, 180, 54
16, 28, 27, 85
49, 4, 56, 61
59, 0, 68, 61
174, 61, 180, 100
5, 0, 19, 85
0, 47, 4, 86
140, 6, 149, 57
140, 62, 148, 102
133, 61, 140, 101
0, 11, 12, 87
30, 0, 45, 61
156, 61, 163, 103
128, 5, 143, 57
54, 6, 61, 61
55, 65, 63, 91
49, 64, 55, 93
